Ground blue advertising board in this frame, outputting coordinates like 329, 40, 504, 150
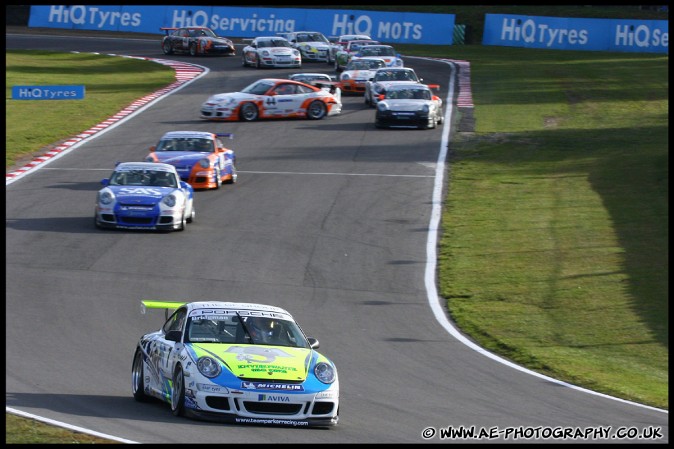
483, 14, 668, 53
28, 5, 455, 45
12, 85, 86, 100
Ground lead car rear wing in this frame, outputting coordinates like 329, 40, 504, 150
141, 300, 187, 320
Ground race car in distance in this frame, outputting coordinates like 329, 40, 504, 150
338, 57, 387, 95
94, 162, 194, 232
375, 83, 444, 130
160, 26, 235, 56
364, 67, 422, 107
333, 39, 380, 72
328, 34, 372, 63
200, 78, 342, 122
278, 31, 332, 63
241, 36, 302, 69
288, 73, 340, 95
145, 131, 237, 190
132, 300, 339, 427
355, 44, 404, 68
288, 72, 335, 85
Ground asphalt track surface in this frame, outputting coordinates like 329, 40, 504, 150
6, 32, 668, 444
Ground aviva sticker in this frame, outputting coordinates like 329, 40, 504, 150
12, 85, 85, 100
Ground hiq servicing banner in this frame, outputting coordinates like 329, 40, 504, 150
483, 14, 668, 53
28, 5, 455, 45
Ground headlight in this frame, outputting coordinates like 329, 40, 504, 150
293, 50, 300, 57
98, 190, 114, 205
197, 356, 222, 378
377, 102, 389, 112
373, 84, 384, 94
314, 362, 336, 384
262, 50, 270, 56
395, 59, 403, 67
198, 158, 211, 168
214, 97, 235, 106
421, 104, 430, 113
341, 74, 350, 81
163, 194, 177, 207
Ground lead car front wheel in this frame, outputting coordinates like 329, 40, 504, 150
131, 348, 149, 402
171, 365, 185, 416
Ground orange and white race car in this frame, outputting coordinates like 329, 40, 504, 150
200, 78, 342, 121
338, 57, 387, 94
145, 131, 237, 190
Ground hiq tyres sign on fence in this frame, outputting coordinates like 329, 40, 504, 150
12, 85, 86, 100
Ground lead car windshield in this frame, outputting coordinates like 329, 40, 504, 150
186, 314, 311, 348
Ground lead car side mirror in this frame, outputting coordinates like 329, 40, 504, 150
307, 337, 320, 349
165, 330, 183, 342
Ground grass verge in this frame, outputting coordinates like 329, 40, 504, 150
429, 45, 668, 409
5, 50, 175, 170
5, 413, 121, 444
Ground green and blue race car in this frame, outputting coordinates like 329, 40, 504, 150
132, 301, 339, 427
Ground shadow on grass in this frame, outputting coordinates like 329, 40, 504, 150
451, 124, 668, 349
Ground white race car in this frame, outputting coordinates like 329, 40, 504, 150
278, 31, 332, 63
241, 36, 301, 69
328, 34, 372, 63
200, 78, 342, 122
94, 162, 195, 232
338, 57, 387, 95
355, 44, 404, 68
333, 39, 379, 72
288, 72, 336, 85
375, 83, 444, 130
364, 67, 422, 107
132, 300, 340, 427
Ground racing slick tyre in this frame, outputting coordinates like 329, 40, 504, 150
177, 211, 187, 231
189, 43, 198, 56
239, 103, 259, 121
255, 57, 261, 69
171, 365, 186, 416
162, 41, 173, 55
306, 101, 327, 120
131, 348, 150, 402
224, 166, 237, 184
419, 117, 436, 130
213, 167, 221, 189
242, 55, 248, 67
364, 93, 371, 106
186, 203, 195, 223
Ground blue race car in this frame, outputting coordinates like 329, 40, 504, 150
94, 162, 195, 232
145, 131, 237, 190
